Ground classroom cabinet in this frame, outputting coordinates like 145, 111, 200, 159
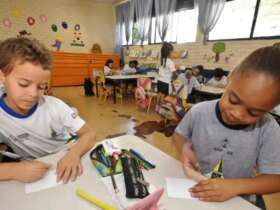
51, 52, 120, 87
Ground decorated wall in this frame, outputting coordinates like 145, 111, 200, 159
0, 0, 116, 53
124, 31, 280, 71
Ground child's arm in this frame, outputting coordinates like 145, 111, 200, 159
0, 161, 49, 183
56, 123, 96, 184
173, 132, 206, 182
190, 174, 280, 202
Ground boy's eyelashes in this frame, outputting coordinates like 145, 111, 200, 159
18, 82, 47, 90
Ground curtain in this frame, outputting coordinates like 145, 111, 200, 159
154, 0, 177, 42
130, 0, 153, 45
115, 4, 123, 53
197, 0, 226, 44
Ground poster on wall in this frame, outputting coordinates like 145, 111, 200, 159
70, 32, 84, 47
27, 17, 36, 26
70, 24, 85, 47
39, 15, 48, 23
51, 24, 58, 32
61, 21, 68, 29
11, 8, 22, 17
2, 18, 12, 28
52, 39, 62, 51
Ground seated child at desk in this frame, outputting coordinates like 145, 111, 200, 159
122, 60, 138, 75
0, 37, 96, 183
178, 69, 201, 101
173, 46, 280, 209
192, 65, 205, 84
207, 68, 227, 88
104, 59, 114, 76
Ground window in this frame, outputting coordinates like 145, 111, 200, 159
253, 0, 280, 37
209, 0, 257, 40
209, 0, 280, 41
121, 7, 198, 45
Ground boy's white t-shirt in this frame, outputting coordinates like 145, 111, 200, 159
158, 58, 176, 84
207, 75, 227, 86
0, 95, 85, 159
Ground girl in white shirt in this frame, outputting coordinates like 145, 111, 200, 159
207, 68, 227, 88
104, 59, 114, 76
158, 42, 176, 95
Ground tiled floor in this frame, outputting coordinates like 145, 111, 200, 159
52, 86, 280, 210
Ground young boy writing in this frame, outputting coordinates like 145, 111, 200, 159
0, 37, 96, 184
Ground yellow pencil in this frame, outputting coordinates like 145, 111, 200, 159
76, 188, 117, 210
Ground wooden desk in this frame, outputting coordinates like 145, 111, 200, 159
105, 74, 155, 104
0, 135, 259, 210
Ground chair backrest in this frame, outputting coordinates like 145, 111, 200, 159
92, 69, 105, 85
137, 77, 152, 91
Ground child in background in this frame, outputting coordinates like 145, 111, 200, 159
158, 42, 176, 95
178, 69, 201, 102
173, 46, 280, 209
0, 37, 96, 183
207, 68, 227, 88
104, 59, 114, 76
122, 60, 138, 75
192, 65, 205, 84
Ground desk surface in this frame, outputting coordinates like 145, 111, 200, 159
0, 135, 259, 210
106, 74, 154, 80
199, 85, 225, 95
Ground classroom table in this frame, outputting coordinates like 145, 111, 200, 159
105, 74, 155, 104
193, 85, 224, 102
0, 135, 259, 210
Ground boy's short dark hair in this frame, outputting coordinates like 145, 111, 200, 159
233, 46, 280, 84
0, 37, 52, 75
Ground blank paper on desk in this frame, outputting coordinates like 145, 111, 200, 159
166, 177, 196, 199
25, 169, 62, 194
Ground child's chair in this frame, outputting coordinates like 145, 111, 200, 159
135, 77, 157, 112
94, 70, 123, 103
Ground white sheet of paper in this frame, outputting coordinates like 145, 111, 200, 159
25, 169, 62, 194
166, 177, 196, 199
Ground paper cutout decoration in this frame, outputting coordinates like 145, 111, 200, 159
62, 21, 68, 29
39, 15, 48, 23
146, 49, 152, 57
2, 18, 12, 28
27, 17, 35, 26
180, 50, 188, 59
224, 53, 234, 64
52, 39, 62, 51
11, 8, 22, 17
212, 42, 226, 62
139, 51, 147, 58
132, 27, 141, 44
150, 50, 159, 59
70, 32, 84, 47
17, 30, 32, 37
51, 24, 58, 32
74, 24, 80, 31
273, 42, 280, 48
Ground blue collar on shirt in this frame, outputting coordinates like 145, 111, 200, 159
215, 101, 249, 130
0, 94, 38, 119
